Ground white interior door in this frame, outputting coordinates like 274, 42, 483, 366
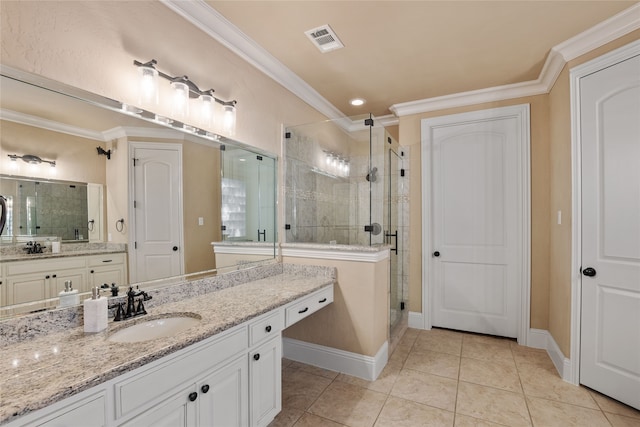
579, 52, 640, 410
131, 143, 183, 282
423, 105, 529, 338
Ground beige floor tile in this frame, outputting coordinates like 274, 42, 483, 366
461, 340, 515, 363
390, 368, 458, 411
294, 413, 348, 427
336, 363, 401, 394
456, 381, 531, 426
510, 345, 556, 370
459, 357, 521, 393
453, 414, 506, 426
404, 349, 460, 379
518, 362, 599, 409
605, 412, 640, 427
268, 406, 304, 427
462, 334, 513, 349
282, 369, 333, 411
289, 362, 339, 380
590, 390, 640, 419
527, 396, 611, 427
374, 396, 455, 427
308, 381, 387, 427
388, 344, 412, 366
414, 331, 463, 356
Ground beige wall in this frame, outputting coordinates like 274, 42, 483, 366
547, 29, 640, 357
283, 256, 389, 357
399, 95, 551, 330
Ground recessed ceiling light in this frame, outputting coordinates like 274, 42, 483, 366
350, 98, 365, 106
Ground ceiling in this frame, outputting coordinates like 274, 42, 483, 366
205, 1, 636, 117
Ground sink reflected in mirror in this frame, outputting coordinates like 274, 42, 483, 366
107, 313, 202, 343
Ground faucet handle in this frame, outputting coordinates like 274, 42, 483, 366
136, 299, 147, 315
109, 302, 125, 321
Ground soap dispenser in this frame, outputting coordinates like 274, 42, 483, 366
58, 280, 80, 308
84, 286, 108, 333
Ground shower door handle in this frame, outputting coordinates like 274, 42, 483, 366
385, 231, 398, 255
257, 229, 266, 241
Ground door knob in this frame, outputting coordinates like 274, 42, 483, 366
433, 251, 440, 257
582, 267, 596, 277
172, 246, 178, 251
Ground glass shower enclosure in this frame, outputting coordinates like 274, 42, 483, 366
284, 114, 407, 335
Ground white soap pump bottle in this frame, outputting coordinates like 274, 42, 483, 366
84, 286, 108, 333
59, 280, 80, 308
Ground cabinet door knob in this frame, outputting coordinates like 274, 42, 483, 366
52, 274, 57, 278
201, 384, 210, 394
90, 270, 95, 274
45, 275, 50, 279
253, 353, 260, 361
265, 325, 272, 333
188, 392, 198, 402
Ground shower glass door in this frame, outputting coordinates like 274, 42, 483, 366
386, 148, 404, 334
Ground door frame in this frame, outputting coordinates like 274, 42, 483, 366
568, 39, 640, 386
128, 141, 185, 283
420, 104, 531, 344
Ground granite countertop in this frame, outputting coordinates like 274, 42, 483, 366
0, 265, 334, 424
0, 243, 127, 263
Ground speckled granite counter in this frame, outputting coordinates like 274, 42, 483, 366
0, 243, 126, 262
0, 263, 335, 424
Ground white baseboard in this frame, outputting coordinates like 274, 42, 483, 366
527, 328, 574, 383
408, 311, 424, 329
282, 338, 388, 381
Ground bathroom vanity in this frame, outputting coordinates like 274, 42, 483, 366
0, 263, 335, 427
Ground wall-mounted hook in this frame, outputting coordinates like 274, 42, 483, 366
115, 218, 125, 232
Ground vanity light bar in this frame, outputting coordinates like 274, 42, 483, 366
133, 59, 237, 107
8, 154, 56, 167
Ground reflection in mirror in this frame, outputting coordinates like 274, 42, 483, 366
0, 176, 91, 242
0, 68, 277, 318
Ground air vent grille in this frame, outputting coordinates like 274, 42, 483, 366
305, 25, 344, 53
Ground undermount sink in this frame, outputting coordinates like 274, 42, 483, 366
107, 314, 202, 343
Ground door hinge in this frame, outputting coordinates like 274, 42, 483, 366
285, 132, 291, 139
400, 301, 405, 311
387, 137, 392, 145
220, 144, 226, 151
221, 225, 227, 231
132, 158, 139, 167
133, 200, 137, 208
257, 155, 263, 161
400, 169, 405, 177
364, 118, 374, 127
285, 224, 291, 230
134, 242, 137, 249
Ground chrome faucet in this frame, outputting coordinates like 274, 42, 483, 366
23, 241, 44, 254
110, 286, 152, 322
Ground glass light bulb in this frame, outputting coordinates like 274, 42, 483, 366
222, 104, 236, 136
171, 81, 189, 119
138, 66, 158, 106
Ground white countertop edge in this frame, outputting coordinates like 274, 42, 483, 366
281, 247, 390, 262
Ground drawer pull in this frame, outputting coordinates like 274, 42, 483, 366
319, 298, 327, 303
265, 325, 272, 333
253, 353, 260, 361
102, 259, 113, 263
201, 384, 210, 394
188, 392, 198, 402
298, 307, 309, 314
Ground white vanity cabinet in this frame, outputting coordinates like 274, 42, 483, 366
4, 257, 87, 313
87, 253, 126, 289
2, 253, 127, 312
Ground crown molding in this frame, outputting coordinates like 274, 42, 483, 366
161, 0, 347, 126
1, 108, 107, 141
162, 1, 639, 120
390, 3, 640, 117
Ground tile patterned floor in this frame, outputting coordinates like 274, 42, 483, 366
269, 328, 640, 427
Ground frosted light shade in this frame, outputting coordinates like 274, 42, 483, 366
170, 81, 190, 119
138, 66, 159, 106
199, 94, 215, 129
222, 104, 236, 136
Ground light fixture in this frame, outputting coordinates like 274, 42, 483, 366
133, 58, 238, 135
350, 98, 365, 106
221, 102, 237, 136
96, 146, 111, 160
8, 154, 56, 167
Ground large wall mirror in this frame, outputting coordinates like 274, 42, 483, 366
0, 68, 277, 317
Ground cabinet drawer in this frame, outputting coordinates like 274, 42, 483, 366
6, 257, 86, 276
32, 392, 106, 427
114, 325, 248, 419
285, 285, 333, 328
86, 252, 125, 267
249, 310, 284, 347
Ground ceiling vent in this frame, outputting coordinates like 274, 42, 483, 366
304, 25, 344, 53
